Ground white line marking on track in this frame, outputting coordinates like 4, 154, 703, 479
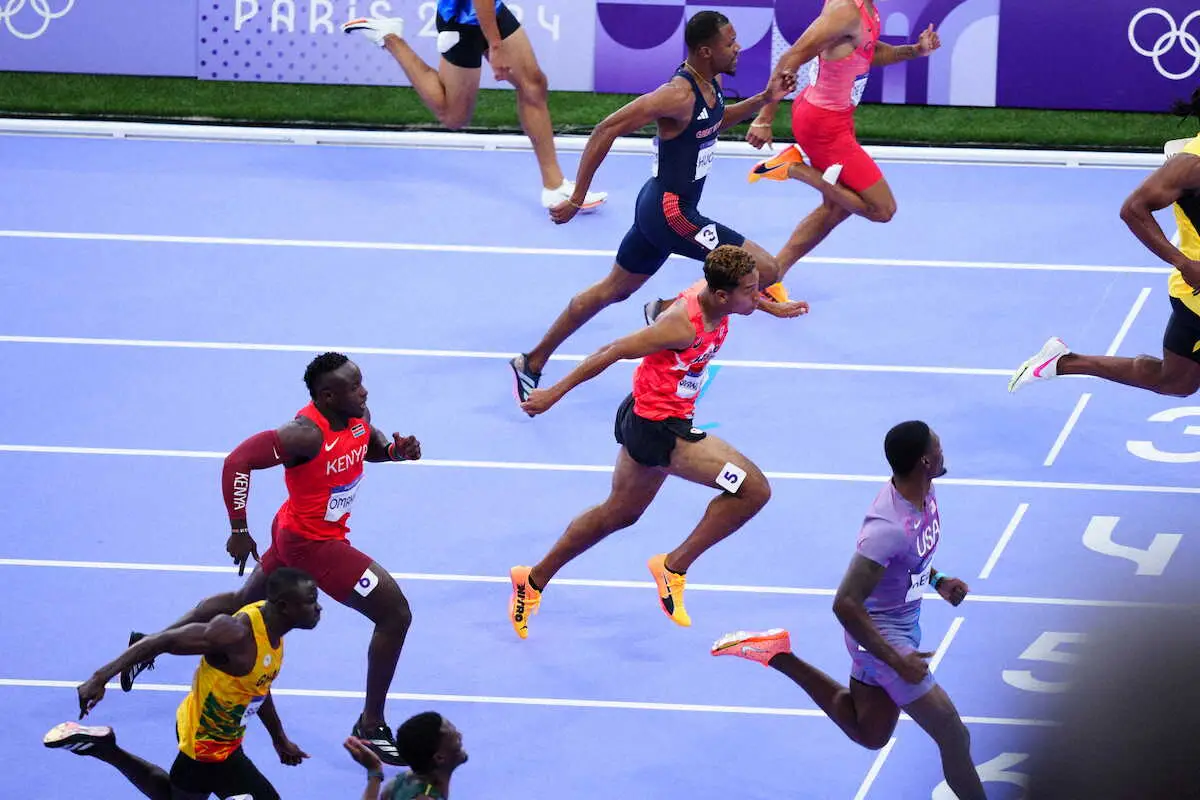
0, 230, 1171, 274
0, 678, 1055, 726
1044, 394, 1092, 467
979, 504, 1030, 579
854, 738, 899, 800
2, 444, 1197, 496
0, 334, 1013, 377
1106, 288, 1152, 357
2, 558, 1193, 609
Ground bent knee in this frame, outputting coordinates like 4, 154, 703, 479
590, 276, 641, 304
866, 202, 897, 223
730, 469, 771, 508
1160, 376, 1200, 397
859, 731, 892, 751
513, 68, 549, 101
754, 253, 782, 285
383, 598, 413, 632
606, 508, 645, 531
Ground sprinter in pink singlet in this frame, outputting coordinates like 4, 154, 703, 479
744, 0, 941, 303
507, 246, 780, 639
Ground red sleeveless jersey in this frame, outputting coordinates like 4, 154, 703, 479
276, 404, 370, 541
632, 285, 729, 421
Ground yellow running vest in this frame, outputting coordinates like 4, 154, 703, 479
176, 601, 283, 762
1168, 136, 1200, 316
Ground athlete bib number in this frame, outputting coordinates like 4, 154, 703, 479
325, 475, 361, 523
694, 140, 715, 180
676, 368, 706, 399
906, 565, 932, 603
850, 72, 869, 106
650, 137, 660, 178
240, 695, 266, 723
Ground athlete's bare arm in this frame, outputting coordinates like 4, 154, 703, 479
223, 418, 324, 572
1121, 152, 1200, 288
275, 418, 324, 465
77, 615, 251, 718
833, 554, 933, 685
257, 692, 309, 766
746, 0, 860, 144
872, 25, 939, 67
774, 0, 861, 76
361, 406, 422, 463
719, 71, 797, 132
520, 302, 698, 416
550, 80, 697, 222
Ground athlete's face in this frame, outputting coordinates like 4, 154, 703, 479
320, 361, 369, 418
283, 581, 322, 630
704, 24, 740, 76
922, 432, 947, 479
434, 719, 468, 769
720, 268, 761, 316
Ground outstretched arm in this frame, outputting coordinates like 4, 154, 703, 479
77, 615, 248, 718
520, 302, 699, 416
871, 25, 940, 66
1121, 153, 1200, 287
747, 0, 861, 138
551, 81, 696, 222
720, 71, 798, 132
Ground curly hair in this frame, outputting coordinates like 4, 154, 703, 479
703, 244, 757, 292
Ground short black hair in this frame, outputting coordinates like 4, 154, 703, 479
303, 352, 349, 398
685, 10, 729, 50
395, 711, 444, 772
266, 566, 314, 603
883, 420, 932, 475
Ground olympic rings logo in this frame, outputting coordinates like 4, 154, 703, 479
1129, 7, 1200, 80
0, 0, 74, 40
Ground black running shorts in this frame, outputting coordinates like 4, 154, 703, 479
436, 4, 521, 69
614, 393, 706, 468
169, 747, 279, 800
1164, 296, 1200, 364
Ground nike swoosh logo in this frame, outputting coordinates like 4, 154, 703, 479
1031, 356, 1058, 378
752, 162, 785, 174
324, 439, 339, 452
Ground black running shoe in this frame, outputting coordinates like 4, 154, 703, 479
508, 353, 540, 406
43, 721, 115, 756
120, 631, 155, 692
352, 716, 406, 766
643, 298, 666, 325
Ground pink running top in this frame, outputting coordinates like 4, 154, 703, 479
801, 0, 881, 112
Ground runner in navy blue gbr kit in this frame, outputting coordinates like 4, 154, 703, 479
509, 10, 809, 406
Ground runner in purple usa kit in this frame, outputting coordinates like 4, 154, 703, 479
711, 421, 986, 800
